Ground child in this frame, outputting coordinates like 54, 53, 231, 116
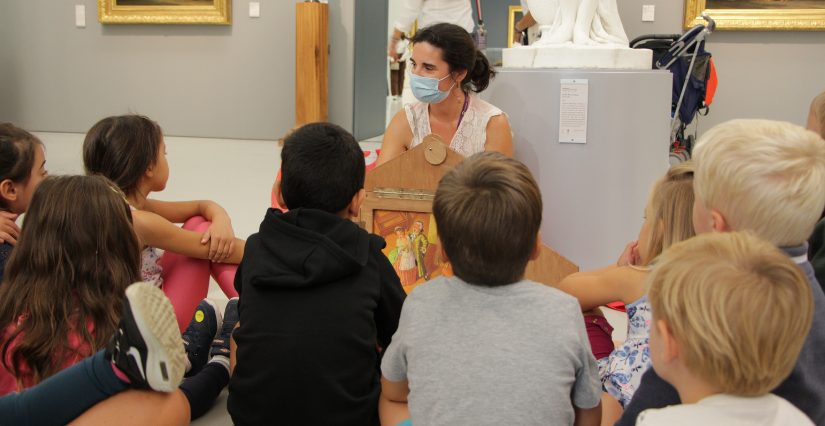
0, 175, 235, 421
807, 90, 824, 139
380, 151, 602, 426
556, 163, 694, 417
0, 123, 48, 280
638, 232, 814, 425
0, 281, 188, 426
617, 119, 825, 426
228, 122, 406, 426
82, 115, 245, 332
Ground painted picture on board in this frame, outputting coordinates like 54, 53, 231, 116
115, 0, 213, 5
374, 210, 452, 294
705, 0, 825, 9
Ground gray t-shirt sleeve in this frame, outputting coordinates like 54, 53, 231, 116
570, 302, 603, 409
381, 294, 413, 382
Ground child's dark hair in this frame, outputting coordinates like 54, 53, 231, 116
83, 115, 163, 195
0, 123, 43, 211
411, 22, 496, 93
280, 122, 365, 213
433, 151, 542, 286
0, 175, 140, 384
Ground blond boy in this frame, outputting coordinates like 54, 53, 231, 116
617, 119, 825, 426
637, 232, 814, 425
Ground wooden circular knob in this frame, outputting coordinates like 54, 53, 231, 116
422, 134, 447, 165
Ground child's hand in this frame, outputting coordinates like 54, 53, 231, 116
617, 240, 641, 267
200, 217, 236, 262
0, 212, 20, 246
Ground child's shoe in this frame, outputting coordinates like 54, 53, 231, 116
182, 298, 222, 377
211, 297, 239, 359
105, 282, 185, 392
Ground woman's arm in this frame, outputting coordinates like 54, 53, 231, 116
131, 210, 245, 264
143, 199, 237, 261
484, 114, 514, 156
556, 266, 648, 311
376, 109, 415, 167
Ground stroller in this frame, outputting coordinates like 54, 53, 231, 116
630, 14, 717, 164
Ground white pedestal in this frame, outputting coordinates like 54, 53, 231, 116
503, 44, 652, 70
480, 68, 671, 271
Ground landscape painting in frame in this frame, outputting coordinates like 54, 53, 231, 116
98, 0, 231, 24
374, 210, 451, 294
684, 0, 825, 30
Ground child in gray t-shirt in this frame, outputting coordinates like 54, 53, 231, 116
380, 152, 602, 426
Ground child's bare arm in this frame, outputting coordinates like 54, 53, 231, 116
131, 210, 245, 264
0, 212, 20, 246
573, 402, 601, 426
144, 199, 237, 261
556, 267, 648, 311
379, 376, 410, 426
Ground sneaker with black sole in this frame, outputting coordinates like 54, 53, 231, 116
105, 282, 185, 392
211, 297, 239, 359
182, 298, 222, 377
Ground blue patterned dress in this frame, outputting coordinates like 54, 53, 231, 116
597, 295, 652, 407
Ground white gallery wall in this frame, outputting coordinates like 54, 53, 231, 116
1, 0, 824, 139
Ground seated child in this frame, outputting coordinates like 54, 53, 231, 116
637, 231, 814, 425
0, 123, 48, 280
228, 122, 407, 426
381, 151, 602, 426
556, 162, 694, 417
617, 119, 825, 425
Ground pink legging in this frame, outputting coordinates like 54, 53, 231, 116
158, 216, 239, 333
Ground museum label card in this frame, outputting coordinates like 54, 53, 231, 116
559, 79, 588, 143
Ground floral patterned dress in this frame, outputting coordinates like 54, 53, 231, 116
598, 295, 652, 407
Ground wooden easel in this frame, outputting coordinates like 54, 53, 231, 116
355, 138, 579, 290
282, 1, 328, 145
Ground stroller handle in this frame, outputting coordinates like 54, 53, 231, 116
701, 13, 716, 33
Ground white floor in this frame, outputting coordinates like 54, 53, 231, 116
32, 131, 627, 424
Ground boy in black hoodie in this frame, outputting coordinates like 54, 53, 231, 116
227, 122, 406, 426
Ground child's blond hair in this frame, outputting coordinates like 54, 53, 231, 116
647, 231, 813, 396
693, 119, 825, 247
640, 161, 695, 266
811, 91, 825, 139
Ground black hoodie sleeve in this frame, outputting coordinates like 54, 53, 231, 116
374, 254, 406, 350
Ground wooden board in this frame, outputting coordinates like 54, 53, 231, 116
357, 141, 579, 289
295, 2, 328, 127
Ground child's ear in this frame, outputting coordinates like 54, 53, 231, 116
530, 231, 542, 261
273, 180, 286, 208
657, 319, 680, 364
346, 189, 366, 218
436, 236, 449, 263
710, 210, 729, 233
0, 179, 17, 203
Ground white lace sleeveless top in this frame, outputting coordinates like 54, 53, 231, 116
405, 95, 504, 158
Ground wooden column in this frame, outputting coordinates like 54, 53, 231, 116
295, 2, 328, 127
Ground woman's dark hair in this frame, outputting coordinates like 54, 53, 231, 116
83, 115, 163, 196
411, 22, 496, 93
0, 175, 140, 384
0, 123, 43, 211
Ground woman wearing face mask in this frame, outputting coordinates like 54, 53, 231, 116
376, 23, 513, 166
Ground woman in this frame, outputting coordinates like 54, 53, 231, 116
376, 23, 513, 166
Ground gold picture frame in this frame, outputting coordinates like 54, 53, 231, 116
98, 0, 231, 25
508, 5, 524, 48
684, 0, 825, 31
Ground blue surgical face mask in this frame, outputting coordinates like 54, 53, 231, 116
409, 72, 455, 104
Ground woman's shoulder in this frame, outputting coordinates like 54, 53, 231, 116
468, 94, 503, 117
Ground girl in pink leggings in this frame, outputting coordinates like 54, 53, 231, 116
83, 115, 244, 332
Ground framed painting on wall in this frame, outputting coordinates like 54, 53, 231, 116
98, 0, 231, 25
507, 5, 524, 48
684, 0, 825, 31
